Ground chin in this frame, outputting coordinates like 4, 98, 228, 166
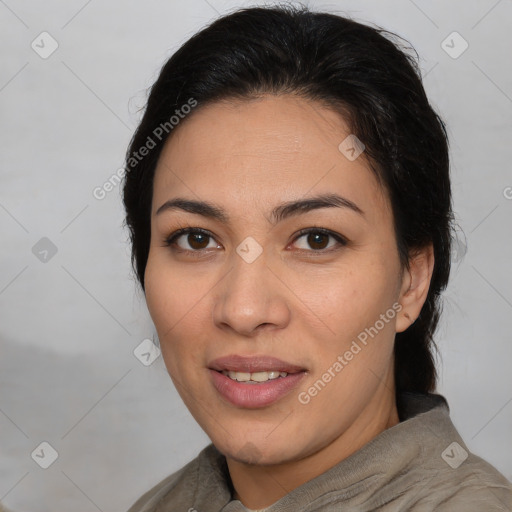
214, 433, 303, 467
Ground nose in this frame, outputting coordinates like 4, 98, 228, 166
212, 251, 291, 337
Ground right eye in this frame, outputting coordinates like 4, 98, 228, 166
164, 228, 222, 252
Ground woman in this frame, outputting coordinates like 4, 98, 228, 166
122, 6, 511, 511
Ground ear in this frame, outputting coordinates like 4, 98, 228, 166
396, 244, 435, 333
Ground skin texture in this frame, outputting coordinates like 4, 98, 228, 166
144, 94, 434, 509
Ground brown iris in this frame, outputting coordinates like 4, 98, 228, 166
307, 232, 329, 250
188, 233, 210, 250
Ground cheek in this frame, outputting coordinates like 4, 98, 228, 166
292, 258, 400, 425
145, 249, 203, 327
144, 252, 208, 369
305, 254, 400, 335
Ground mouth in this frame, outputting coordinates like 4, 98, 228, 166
209, 354, 305, 374
208, 355, 307, 408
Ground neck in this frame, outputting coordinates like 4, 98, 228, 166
227, 378, 399, 509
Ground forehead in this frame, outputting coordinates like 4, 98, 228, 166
157, 94, 350, 168
152, 94, 389, 219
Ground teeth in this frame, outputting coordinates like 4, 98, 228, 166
222, 370, 289, 382
252, 371, 275, 382
228, 371, 250, 382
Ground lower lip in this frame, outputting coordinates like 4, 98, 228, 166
209, 370, 306, 409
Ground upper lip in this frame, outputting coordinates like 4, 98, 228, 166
208, 355, 305, 373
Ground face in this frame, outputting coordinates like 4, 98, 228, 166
145, 94, 406, 465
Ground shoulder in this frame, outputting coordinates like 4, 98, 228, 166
399, 393, 512, 510
387, 393, 512, 511
126, 444, 220, 512
417, 453, 512, 511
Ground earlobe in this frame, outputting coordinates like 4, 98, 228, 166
396, 244, 435, 333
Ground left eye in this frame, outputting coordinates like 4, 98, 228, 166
292, 229, 346, 251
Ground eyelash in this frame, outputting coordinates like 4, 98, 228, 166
163, 227, 348, 256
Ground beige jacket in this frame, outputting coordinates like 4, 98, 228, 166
128, 393, 512, 511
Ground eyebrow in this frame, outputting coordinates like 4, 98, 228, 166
155, 193, 364, 224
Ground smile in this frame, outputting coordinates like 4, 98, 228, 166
221, 370, 288, 382
209, 355, 307, 408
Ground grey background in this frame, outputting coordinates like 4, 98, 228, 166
1, 0, 511, 510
